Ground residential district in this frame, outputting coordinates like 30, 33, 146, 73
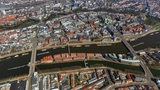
0, 0, 160, 90
0, 68, 159, 90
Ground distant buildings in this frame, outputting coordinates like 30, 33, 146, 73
0, 0, 158, 56
0, 11, 149, 56
0, 67, 155, 90
148, 0, 160, 18
138, 50, 160, 64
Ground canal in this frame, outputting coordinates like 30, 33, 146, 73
0, 31, 160, 81
130, 31, 160, 50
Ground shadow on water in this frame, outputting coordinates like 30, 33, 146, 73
130, 31, 160, 50
1, 31, 160, 80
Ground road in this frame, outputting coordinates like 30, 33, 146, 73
104, 69, 113, 85
0, 43, 128, 82
116, 30, 155, 86
26, 31, 37, 90
0, 53, 30, 82
0, 40, 118, 59
103, 81, 158, 90
0, 29, 159, 86
1, 23, 160, 59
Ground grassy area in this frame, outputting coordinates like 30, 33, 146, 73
147, 64, 160, 77
148, 64, 160, 70
143, 15, 160, 26
37, 66, 83, 73
151, 66, 160, 70
2, 60, 160, 82
37, 60, 160, 77
37, 60, 144, 75
87, 60, 144, 75
156, 25, 160, 30
0, 74, 27, 83
0, 18, 40, 30
43, 12, 72, 22
36, 61, 85, 73
0, 7, 147, 30
150, 69, 160, 77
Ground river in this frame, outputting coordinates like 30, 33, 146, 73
0, 31, 160, 81
130, 31, 160, 50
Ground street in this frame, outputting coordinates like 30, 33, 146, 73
26, 31, 37, 90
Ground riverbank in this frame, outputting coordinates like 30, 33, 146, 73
36, 60, 144, 76
1, 28, 159, 59
0, 41, 120, 59
128, 24, 160, 41
1, 58, 160, 83
0, 59, 143, 83
0, 75, 28, 84
0, 25, 160, 83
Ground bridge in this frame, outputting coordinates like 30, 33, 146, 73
0, 6, 10, 15
116, 30, 154, 83
26, 31, 37, 90
0, 9, 6, 15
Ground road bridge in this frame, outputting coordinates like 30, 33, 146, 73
116, 30, 153, 83
26, 31, 37, 90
